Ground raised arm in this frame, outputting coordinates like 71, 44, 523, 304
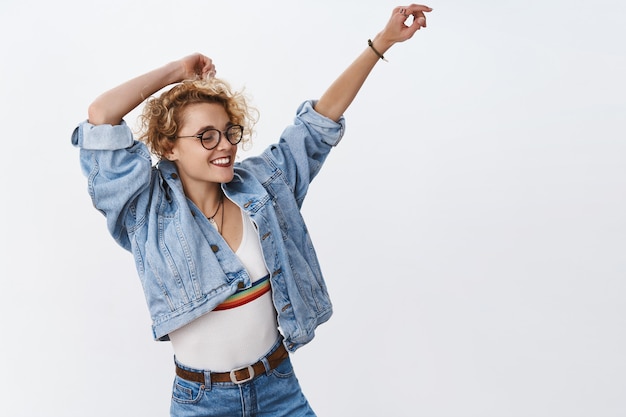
314, 4, 432, 122
87, 53, 216, 126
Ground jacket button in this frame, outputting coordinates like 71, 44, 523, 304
211, 244, 219, 252
237, 282, 245, 289
243, 200, 252, 208
171, 173, 178, 179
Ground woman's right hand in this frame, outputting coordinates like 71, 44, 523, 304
177, 53, 217, 81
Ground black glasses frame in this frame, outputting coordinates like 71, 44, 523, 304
176, 124, 244, 150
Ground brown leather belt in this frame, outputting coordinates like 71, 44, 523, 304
175, 343, 289, 385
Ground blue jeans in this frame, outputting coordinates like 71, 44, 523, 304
170, 339, 316, 417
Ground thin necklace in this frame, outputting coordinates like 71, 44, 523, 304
207, 194, 223, 228
218, 197, 225, 235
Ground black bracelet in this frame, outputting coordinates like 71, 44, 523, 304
367, 39, 388, 62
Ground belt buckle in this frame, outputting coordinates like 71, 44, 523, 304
230, 365, 255, 384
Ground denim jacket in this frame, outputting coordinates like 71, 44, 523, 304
72, 100, 345, 352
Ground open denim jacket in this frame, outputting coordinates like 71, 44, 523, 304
72, 100, 345, 352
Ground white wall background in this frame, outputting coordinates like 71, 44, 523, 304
1, 1, 625, 416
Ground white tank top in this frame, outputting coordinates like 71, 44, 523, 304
168, 209, 279, 371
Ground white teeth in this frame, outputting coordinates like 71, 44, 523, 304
212, 157, 230, 165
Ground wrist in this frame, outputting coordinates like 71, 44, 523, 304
168, 60, 188, 84
370, 34, 394, 55
367, 39, 387, 62
160, 60, 188, 86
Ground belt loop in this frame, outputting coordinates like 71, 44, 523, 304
260, 356, 271, 375
203, 370, 212, 390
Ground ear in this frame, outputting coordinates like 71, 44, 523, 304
164, 143, 178, 161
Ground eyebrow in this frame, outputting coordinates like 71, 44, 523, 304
195, 121, 234, 134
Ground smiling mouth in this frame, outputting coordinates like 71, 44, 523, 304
211, 156, 231, 167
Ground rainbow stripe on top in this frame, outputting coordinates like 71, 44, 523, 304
214, 275, 271, 311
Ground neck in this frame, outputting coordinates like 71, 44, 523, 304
183, 183, 223, 218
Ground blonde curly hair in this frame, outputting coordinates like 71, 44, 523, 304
138, 78, 258, 159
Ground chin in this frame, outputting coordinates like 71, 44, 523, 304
215, 172, 235, 184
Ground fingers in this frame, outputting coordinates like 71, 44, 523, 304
195, 54, 215, 79
414, 11, 427, 28
185, 53, 216, 80
404, 4, 433, 14
203, 62, 217, 80
379, 4, 431, 44
397, 4, 432, 28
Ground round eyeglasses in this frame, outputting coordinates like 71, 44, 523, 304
176, 124, 244, 150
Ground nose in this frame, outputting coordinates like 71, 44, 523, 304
216, 132, 234, 151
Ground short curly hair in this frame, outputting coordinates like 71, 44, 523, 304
137, 78, 258, 159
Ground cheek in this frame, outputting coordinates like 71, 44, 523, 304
177, 141, 206, 159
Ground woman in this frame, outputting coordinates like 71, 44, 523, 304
72, 4, 432, 416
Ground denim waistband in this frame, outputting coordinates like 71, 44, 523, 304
173, 336, 286, 386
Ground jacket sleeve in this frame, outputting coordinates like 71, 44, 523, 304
253, 100, 346, 206
71, 120, 153, 251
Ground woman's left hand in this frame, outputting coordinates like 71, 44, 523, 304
379, 4, 433, 45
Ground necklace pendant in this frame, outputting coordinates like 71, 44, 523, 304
208, 216, 219, 232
